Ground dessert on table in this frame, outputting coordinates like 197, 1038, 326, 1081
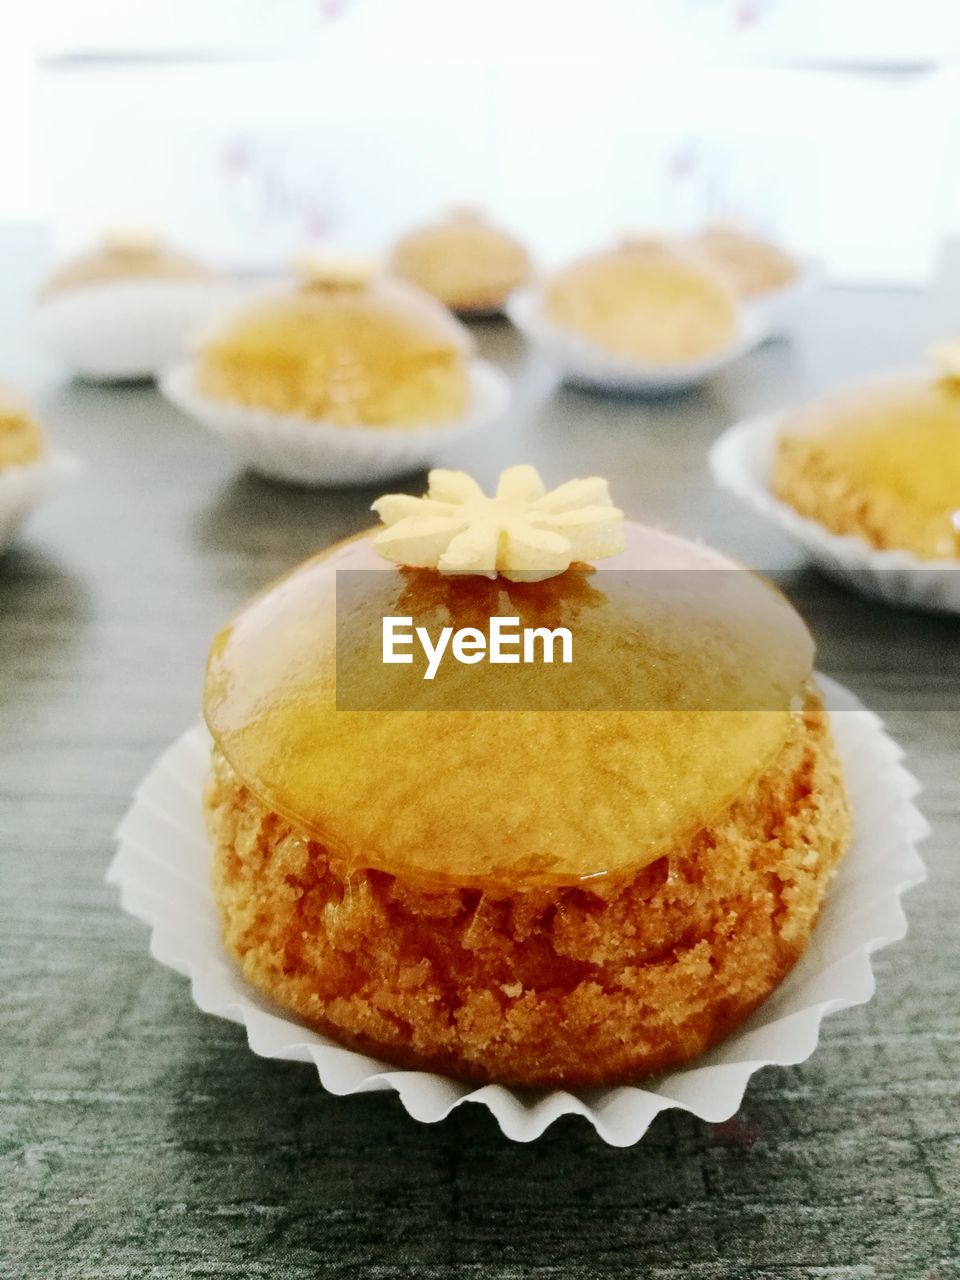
541, 239, 743, 366
389, 207, 533, 314
194, 254, 474, 426
35, 229, 223, 381
161, 255, 510, 485
773, 344, 960, 561
40, 229, 213, 297
686, 224, 801, 300
0, 387, 78, 554
202, 464, 851, 1086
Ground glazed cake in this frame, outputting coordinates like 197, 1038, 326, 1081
687, 225, 799, 299
195, 257, 473, 426
202, 466, 851, 1086
389, 208, 532, 313
543, 244, 741, 365
773, 355, 960, 560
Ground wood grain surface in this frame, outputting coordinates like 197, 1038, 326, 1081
1, 226, 957, 1278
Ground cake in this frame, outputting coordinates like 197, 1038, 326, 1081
41, 229, 212, 297
194, 256, 473, 426
36, 230, 222, 381
0, 389, 44, 469
772, 350, 960, 561
687, 225, 799, 299
203, 465, 851, 1086
543, 243, 741, 364
389, 208, 532, 313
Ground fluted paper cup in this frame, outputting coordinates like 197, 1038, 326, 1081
160, 358, 511, 486
506, 286, 761, 392
746, 261, 823, 342
0, 453, 82, 553
710, 413, 960, 613
109, 675, 926, 1145
34, 279, 244, 382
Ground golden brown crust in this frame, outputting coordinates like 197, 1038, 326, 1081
543, 252, 739, 365
205, 694, 850, 1086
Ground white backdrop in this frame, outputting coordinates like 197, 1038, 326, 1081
4, 0, 960, 285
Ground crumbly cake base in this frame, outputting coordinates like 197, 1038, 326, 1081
205, 696, 850, 1087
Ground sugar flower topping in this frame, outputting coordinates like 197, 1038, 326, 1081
298, 251, 376, 291
372, 465, 624, 582
103, 227, 164, 256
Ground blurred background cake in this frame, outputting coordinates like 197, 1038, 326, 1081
194, 256, 474, 426
40, 229, 212, 297
35, 229, 224, 381
686, 224, 800, 299
543, 242, 741, 364
773, 349, 960, 560
389, 207, 533, 314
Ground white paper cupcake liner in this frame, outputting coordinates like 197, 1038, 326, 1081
34, 279, 244, 382
506, 286, 762, 392
159, 358, 511, 486
745, 261, 823, 343
109, 674, 926, 1145
710, 413, 960, 613
0, 452, 82, 553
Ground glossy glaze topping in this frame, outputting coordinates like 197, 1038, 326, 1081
544, 249, 740, 364
204, 521, 814, 888
194, 272, 472, 425
775, 375, 960, 559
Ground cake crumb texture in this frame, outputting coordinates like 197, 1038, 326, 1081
206, 695, 850, 1086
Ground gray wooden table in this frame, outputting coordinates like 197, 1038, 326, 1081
1, 225, 957, 1279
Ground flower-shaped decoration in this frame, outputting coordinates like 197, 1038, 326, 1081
297, 251, 376, 292
103, 228, 165, 257
372, 465, 624, 582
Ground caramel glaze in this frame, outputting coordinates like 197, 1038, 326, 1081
204, 522, 815, 890
774, 376, 960, 560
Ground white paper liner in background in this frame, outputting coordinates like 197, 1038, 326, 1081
109, 675, 927, 1145
159, 358, 511, 486
745, 262, 823, 343
34, 279, 246, 382
506, 286, 762, 392
0, 453, 82, 553
710, 413, 960, 614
